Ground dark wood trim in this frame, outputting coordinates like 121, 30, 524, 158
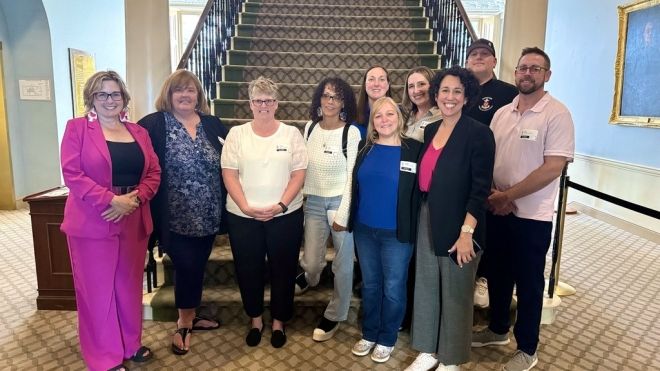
177, 0, 216, 70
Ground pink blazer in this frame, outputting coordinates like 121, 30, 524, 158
60, 117, 161, 239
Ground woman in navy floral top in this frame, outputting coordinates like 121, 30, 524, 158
138, 70, 228, 356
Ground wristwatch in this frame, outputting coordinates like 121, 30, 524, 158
460, 224, 474, 234
278, 202, 288, 214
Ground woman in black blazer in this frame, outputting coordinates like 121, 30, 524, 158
138, 70, 228, 356
406, 66, 495, 370
347, 97, 422, 363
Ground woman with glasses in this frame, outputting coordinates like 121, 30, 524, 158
60, 71, 160, 371
221, 76, 307, 348
348, 97, 422, 363
405, 67, 494, 371
401, 66, 442, 142
293, 77, 360, 342
138, 69, 228, 356
356, 65, 392, 137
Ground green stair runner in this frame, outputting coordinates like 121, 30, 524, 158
151, 0, 444, 323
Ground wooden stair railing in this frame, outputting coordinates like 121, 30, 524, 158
423, 0, 478, 68
176, 0, 244, 103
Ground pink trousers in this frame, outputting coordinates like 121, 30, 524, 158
67, 210, 148, 371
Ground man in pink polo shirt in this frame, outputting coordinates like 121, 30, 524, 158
470, 47, 575, 371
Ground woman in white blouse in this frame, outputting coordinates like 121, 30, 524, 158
221, 76, 307, 348
294, 77, 361, 342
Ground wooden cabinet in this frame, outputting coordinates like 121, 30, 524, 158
24, 187, 76, 310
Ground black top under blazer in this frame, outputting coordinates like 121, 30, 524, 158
421, 115, 495, 256
138, 112, 229, 250
348, 137, 423, 243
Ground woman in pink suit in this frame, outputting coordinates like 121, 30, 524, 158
60, 71, 161, 371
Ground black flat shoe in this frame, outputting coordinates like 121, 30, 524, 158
128, 345, 152, 363
108, 364, 129, 371
246, 326, 264, 347
271, 328, 287, 348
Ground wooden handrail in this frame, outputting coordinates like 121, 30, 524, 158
453, 0, 478, 41
177, 0, 216, 70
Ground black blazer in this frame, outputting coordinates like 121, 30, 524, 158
138, 112, 229, 250
421, 114, 495, 256
348, 137, 423, 243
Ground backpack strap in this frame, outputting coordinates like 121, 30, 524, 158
304, 121, 317, 142
341, 124, 350, 159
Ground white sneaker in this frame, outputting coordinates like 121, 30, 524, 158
436, 364, 460, 370
474, 277, 489, 308
351, 339, 376, 356
370, 344, 394, 363
404, 352, 438, 370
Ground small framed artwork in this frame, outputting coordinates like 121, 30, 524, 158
68, 48, 96, 117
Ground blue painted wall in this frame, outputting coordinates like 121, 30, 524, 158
545, 0, 660, 168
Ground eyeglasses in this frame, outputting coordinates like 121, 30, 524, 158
321, 93, 342, 102
515, 65, 548, 74
94, 91, 123, 101
251, 99, 277, 107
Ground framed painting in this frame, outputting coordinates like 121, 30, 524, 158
68, 48, 96, 118
610, 0, 660, 127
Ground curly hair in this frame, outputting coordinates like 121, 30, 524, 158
308, 77, 357, 124
356, 65, 392, 125
401, 66, 436, 117
429, 66, 480, 111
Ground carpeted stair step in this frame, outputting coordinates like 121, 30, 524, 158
219, 118, 308, 131
162, 239, 344, 288
149, 285, 362, 324
243, 3, 424, 17
232, 37, 435, 55
215, 99, 309, 121
250, 0, 422, 6
235, 24, 431, 41
217, 81, 406, 102
223, 65, 413, 86
240, 12, 428, 29
228, 50, 439, 69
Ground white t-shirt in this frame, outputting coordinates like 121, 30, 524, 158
221, 121, 308, 218
302, 121, 361, 226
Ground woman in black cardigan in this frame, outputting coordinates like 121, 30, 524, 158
406, 67, 495, 371
138, 70, 228, 356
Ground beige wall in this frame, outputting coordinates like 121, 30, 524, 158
125, 0, 171, 121
499, 0, 548, 84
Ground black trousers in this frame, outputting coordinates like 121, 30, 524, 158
227, 208, 304, 322
166, 231, 216, 309
485, 212, 552, 355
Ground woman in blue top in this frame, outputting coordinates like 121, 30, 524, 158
347, 97, 422, 363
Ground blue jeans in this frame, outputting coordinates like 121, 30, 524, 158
353, 222, 413, 347
301, 195, 355, 321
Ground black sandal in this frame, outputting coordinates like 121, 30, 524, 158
129, 345, 152, 362
171, 327, 192, 355
108, 364, 129, 371
192, 315, 221, 331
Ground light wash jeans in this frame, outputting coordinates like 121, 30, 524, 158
301, 195, 355, 321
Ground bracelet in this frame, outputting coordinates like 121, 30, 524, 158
278, 202, 288, 214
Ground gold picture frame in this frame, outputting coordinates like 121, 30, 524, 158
610, 0, 660, 127
68, 48, 96, 118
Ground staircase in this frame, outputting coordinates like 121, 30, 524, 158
150, 0, 474, 324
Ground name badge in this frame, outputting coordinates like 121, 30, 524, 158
418, 120, 429, 129
400, 161, 417, 173
276, 144, 289, 152
520, 129, 538, 141
324, 146, 339, 155
218, 136, 225, 145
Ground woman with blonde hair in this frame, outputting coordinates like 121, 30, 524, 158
61, 70, 161, 371
347, 97, 422, 363
138, 69, 228, 355
221, 76, 307, 348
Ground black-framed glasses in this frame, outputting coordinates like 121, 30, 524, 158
321, 93, 342, 102
94, 91, 123, 101
251, 99, 277, 107
515, 65, 548, 74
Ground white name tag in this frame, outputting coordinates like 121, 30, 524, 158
418, 120, 429, 129
218, 136, 225, 145
276, 144, 289, 152
324, 146, 339, 155
400, 161, 417, 173
520, 129, 538, 141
